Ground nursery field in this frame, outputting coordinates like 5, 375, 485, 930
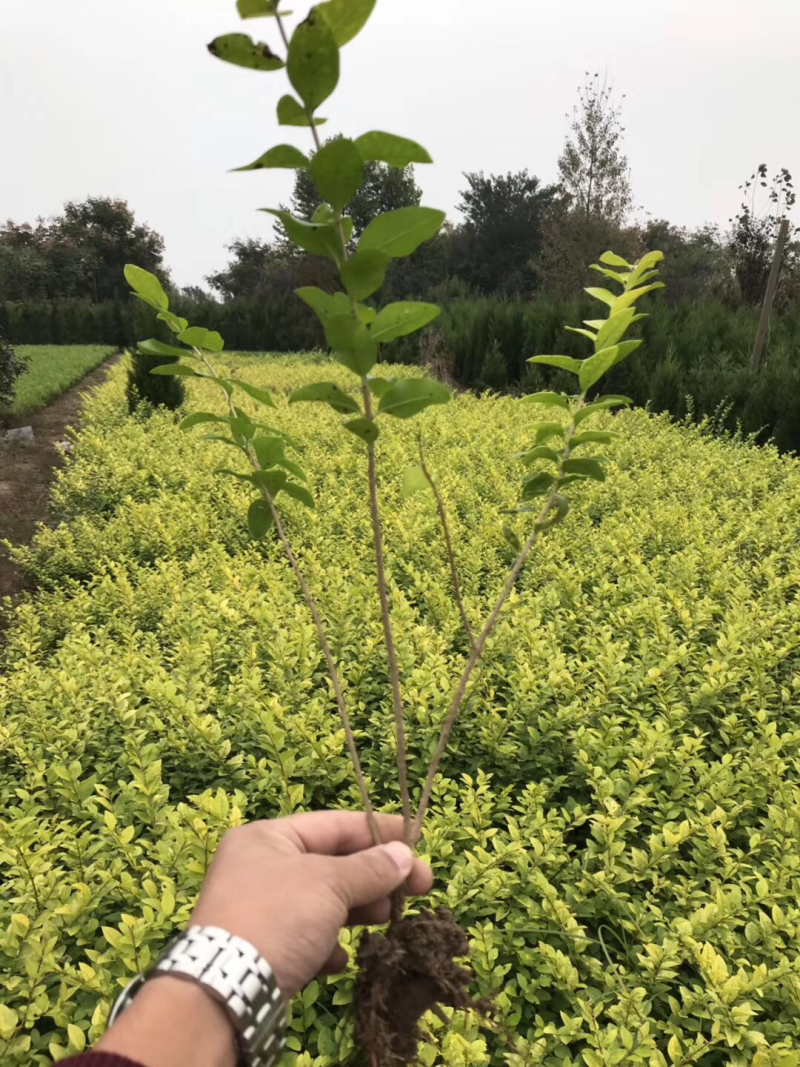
1, 354, 800, 1066
9, 345, 115, 417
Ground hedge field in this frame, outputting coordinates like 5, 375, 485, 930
10, 346, 116, 417
1, 355, 800, 1067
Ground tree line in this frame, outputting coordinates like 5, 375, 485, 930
2, 76, 796, 316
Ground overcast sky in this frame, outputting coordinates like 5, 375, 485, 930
2, 0, 799, 289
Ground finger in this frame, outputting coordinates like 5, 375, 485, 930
328, 841, 414, 909
347, 899, 391, 926
271, 811, 407, 856
406, 858, 434, 896
317, 944, 349, 976
346, 857, 434, 925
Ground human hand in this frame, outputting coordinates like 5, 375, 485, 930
191, 810, 434, 998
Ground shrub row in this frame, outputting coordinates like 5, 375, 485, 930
2, 356, 800, 1065
0, 296, 323, 352
4, 294, 799, 452
391, 297, 800, 453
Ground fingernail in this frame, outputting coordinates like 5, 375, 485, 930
382, 841, 414, 875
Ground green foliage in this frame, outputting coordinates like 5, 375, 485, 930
4, 345, 110, 418
3, 355, 800, 1066
389, 295, 800, 454
126, 348, 185, 414
0, 331, 30, 418
208, 32, 285, 71
0, 197, 168, 304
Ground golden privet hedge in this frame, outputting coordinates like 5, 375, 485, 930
2, 355, 800, 1067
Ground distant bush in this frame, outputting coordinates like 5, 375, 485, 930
126, 349, 185, 414
0, 327, 28, 422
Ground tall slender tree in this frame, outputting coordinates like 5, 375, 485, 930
558, 74, 632, 224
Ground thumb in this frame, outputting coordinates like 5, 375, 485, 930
328, 841, 414, 909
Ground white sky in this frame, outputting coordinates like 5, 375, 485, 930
2, 0, 799, 288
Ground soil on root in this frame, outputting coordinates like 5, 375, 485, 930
353, 908, 491, 1067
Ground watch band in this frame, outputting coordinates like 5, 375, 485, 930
108, 925, 286, 1067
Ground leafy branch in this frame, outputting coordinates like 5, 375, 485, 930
124, 0, 664, 933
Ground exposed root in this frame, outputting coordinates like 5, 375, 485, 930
353, 909, 491, 1067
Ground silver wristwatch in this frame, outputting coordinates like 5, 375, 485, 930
109, 925, 286, 1067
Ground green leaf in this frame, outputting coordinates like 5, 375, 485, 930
207, 33, 285, 71
538, 494, 569, 529
563, 457, 606, 481
158, 310, 188, 335
533, 422, 565, 445
401, 465, 431, 497
137, 339, 188, 358
579, 345, 622, 391
125, 265, 168, 311
565, 325, 598, 342
295, 286, 348, 319
315, 0, 376, 45
289, 381, 360, 414
585, 286, 617, 307
287, 11, 339, 111
283, 481, 315, 507
343, 417, 379, 444
233, 381, 276, 407
180, 412, 227, 431
204, 435, 241, 448
367, 376, 394, 397
248, 499, 274, 539
324, 315, 377, 375
275, 457, 306, 482
277, 94, 327, 126
231, 145, 309, 171
574, 395, 632, 425
517, 445, 560, 465
571, 429, 619, 448
378, 378, 451, 419
519, 391, 569, 409
341, 250, 389, 300
252, 469, 287, 496
177, 327, 224, 352
370, 302, 440, 344
261, 209, 341, 261
230, 409, 256, 439
627, 250, 664, 287
521, 471, 555, 500
150, 364, 198, 377
594, 308, 637, 351
359, 207, 445, 260
355, 131, 432, 166
237, 0, 282, 17
610, 282, 665, 313
589, 264, 627, 285
527, 355, 582, 375
502, 525, 521, 552
218, 466, 255, 483
253, 435, 284, 468
310, 138, 364, 211
599, 250, 632, 268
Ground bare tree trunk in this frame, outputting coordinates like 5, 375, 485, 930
751, 219, 790, 372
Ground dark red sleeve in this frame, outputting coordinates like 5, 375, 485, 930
61, 1055, 147, 1067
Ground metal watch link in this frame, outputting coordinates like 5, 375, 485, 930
109, 925, 286, 1067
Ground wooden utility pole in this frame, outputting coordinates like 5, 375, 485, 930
751, 218, 790, 372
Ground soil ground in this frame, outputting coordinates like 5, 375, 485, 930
0, 355, 120, 601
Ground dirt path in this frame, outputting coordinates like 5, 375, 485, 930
0, 355, 121, 600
